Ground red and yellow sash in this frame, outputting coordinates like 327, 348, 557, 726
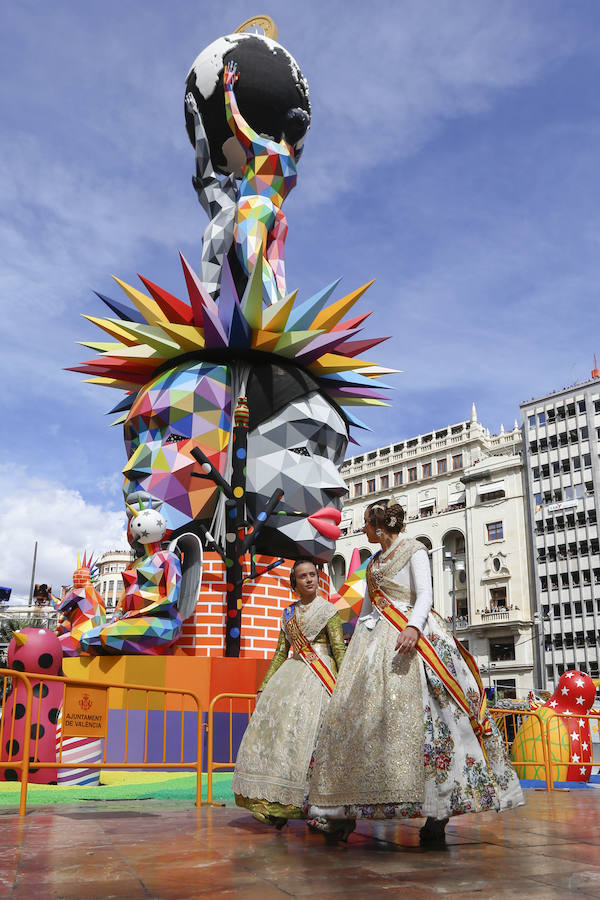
370, 585, 493, 757
283, 606, 336, 696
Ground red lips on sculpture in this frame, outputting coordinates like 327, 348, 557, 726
307, 507, 342, 540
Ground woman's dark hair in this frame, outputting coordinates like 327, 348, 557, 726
290, 557, 318, 589
365, 499, 405, 534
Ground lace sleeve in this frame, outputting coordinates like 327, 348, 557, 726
258, 628, 290, 690
326, 613, 346, 673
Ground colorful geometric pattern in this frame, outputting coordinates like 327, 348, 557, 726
186, 91, 237, 300
56, 554, 106, 657
123, 362, 231, 534
224, 60, 297, 304
69, 250, 391, 426
80, 544, 182, 656
331, 556, 369, 623
70, 226, 393, 558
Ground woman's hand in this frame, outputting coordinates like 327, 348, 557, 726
395, 625, 419, 654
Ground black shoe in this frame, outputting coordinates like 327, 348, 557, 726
419, 816, 448, 845
307, 816, 355, 841
252, 811, 287, 828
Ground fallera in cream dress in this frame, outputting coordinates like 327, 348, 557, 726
308, 536, 524, 822
233, 594, 345, 821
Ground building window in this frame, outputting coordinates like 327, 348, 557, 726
367, 478, 376, 493
528, 415, 535, 428
408, 467, 417, 482
452, 454, 463, 470
578, 399, 586, 413
538, 412, 546, 426
394, 471, 402, 486
422, 462, 431, 479
490, 586, 507, 609
489, 637, 515, 662
437, 458, 447, 474
380, 474, 389, 490
487, 521, 503, 541
354, 483, 362, 498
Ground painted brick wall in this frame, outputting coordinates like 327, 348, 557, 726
175, 553, 331, 658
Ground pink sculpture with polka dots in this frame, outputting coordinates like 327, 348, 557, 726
0, 628, 64, 784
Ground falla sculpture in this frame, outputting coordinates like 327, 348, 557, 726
69, 17, 395, 655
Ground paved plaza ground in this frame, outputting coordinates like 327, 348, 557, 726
1, 789, 599, 898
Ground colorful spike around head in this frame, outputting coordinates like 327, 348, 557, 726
69, 255, 398, 429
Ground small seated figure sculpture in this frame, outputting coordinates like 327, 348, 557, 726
56, 553, 106, 657
80, 503, 182, 655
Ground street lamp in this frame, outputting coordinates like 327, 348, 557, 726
444, 551, 465, 636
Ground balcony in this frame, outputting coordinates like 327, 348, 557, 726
443, 616, 470, 631
481, 610, 510, 621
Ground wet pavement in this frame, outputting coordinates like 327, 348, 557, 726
1, 789, 599, 898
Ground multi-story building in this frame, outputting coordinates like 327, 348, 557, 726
333, 407, 535, 699
520, 373, 600, 690
97, 549, 134, 610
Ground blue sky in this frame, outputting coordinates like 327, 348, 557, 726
2, 0, 600, 596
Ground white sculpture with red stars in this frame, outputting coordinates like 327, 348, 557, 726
512, 669, 598, 783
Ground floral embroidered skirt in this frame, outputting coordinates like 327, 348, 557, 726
233, 650, 333, 818
308, 610, 524, 820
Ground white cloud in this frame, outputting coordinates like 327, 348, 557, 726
0, 464, 127, 600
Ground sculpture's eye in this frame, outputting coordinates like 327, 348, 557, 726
289, 446, 310, 456
166, 434, 186, 444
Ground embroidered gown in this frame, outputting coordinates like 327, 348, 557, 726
233, 595, 346, 821
308, 537, 524, 821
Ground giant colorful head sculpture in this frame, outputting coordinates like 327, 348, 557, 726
71, 254, 392, 563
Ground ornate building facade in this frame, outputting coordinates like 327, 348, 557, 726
333, 407, 535, 699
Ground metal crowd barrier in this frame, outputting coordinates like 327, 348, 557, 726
489, 707, 552, 789
207, 702, 600, 801
490, 707, 600, 790
0, 668, 204, 815
206, 692, 255, 804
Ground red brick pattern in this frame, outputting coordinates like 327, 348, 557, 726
175, 553, 331, 658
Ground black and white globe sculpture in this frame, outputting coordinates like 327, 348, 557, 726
185, 32, 311, 174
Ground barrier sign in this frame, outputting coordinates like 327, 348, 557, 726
62, 685, 108, 737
